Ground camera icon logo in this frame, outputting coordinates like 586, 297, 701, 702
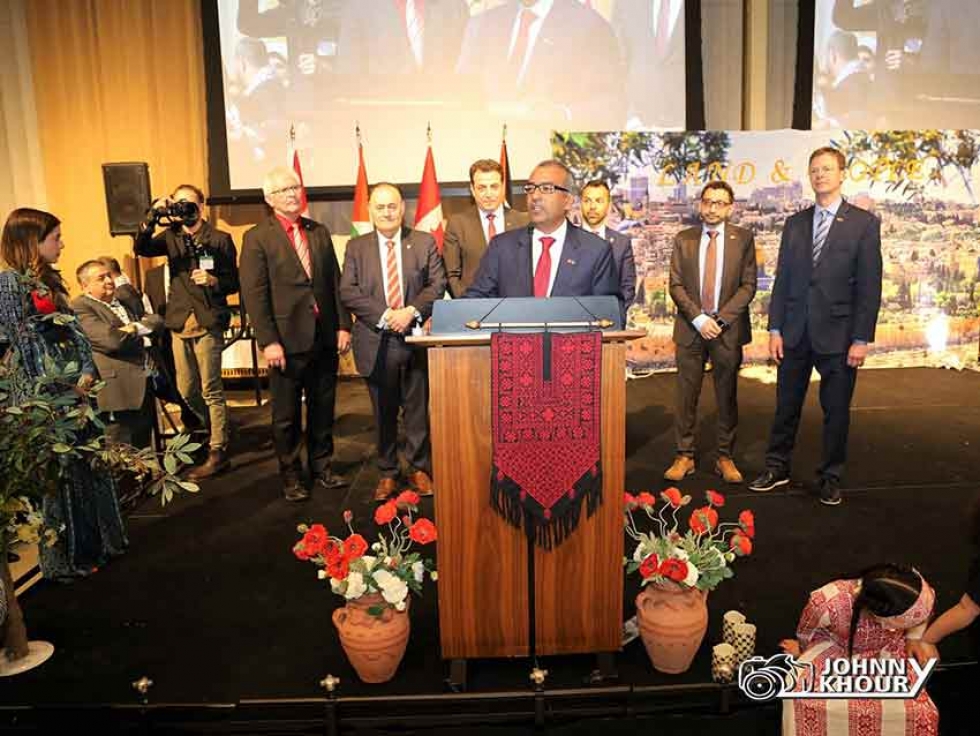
738, 654, 814, 702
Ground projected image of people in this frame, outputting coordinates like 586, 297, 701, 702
814, 0, 980, 129
214, 0, 689, 190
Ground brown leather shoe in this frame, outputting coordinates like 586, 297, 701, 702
408, 470, 434, 497
186, 448, 230, 481
663, 455, 695, 482
374, 477, 398, 502
715, 457, 744, 484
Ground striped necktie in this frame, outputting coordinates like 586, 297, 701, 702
291, 223, 312, 279
812, 209, 831, 264
386, 240, 403, 309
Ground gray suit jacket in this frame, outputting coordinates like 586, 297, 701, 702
71, 295, 164, 413
339, 227, 447, 379
669, 223, 758, 348
444, 206, 529, 297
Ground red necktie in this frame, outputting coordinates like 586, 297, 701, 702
386, 240, 403, 309
486, 212, 497, 240
533, 236, 554, 298
509, 8, 537, 82
701, 230, 718, 314
291, 223, 318, 317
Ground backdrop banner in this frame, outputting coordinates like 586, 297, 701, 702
553, 129, 980, 372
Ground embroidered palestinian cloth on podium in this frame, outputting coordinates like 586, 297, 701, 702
490, 331, 602, 549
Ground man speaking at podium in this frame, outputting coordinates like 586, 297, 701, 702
463, 160, 618, 302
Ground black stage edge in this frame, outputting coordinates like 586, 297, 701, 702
1, 368, 978, 735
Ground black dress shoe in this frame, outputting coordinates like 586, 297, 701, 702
283, 477, 310, 502
819, 478, 842, 506
748, 469, 790, 493
314, 470, 348, 491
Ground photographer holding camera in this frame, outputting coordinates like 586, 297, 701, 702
135, 184, 239, 480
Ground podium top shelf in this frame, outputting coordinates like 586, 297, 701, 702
406, 330, 647, 347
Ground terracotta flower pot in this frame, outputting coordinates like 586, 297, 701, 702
331, 593, 410, 683
636, 581, 708, 674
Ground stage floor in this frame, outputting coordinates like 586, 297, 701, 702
2, 367, 979, 734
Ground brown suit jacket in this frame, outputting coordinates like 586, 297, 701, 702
443, 206, 529, 297
669, 223, 757, 347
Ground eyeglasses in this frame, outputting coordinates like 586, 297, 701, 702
700, 199, 733, 209
269, 184, 302, 196
523, 182, 571, 195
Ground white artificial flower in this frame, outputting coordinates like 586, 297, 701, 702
330, 578, 343, 594
395, 601, 406, 611
371, 542, 381, 551
430, 571, 438, 581
373, 569, 409, 605
632, 544, 645, 562
344, 572, 367, 600
412, 561, 425, 583
683, 561, 700, 587
360, 555, 377, 571
672, 547, 690, 561
318, 569, 328, 580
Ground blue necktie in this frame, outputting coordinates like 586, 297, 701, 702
812, 210, 831, 264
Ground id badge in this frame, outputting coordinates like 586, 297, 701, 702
198, 255, 215, 271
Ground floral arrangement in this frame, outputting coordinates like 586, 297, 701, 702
624, 488, 755, 592
293, 491, 438, 615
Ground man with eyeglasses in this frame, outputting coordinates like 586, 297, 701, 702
339, 183, 447, 502
443, 159, 529, 298
463, 160, 617, 302
665, 181, 757, 485
749, 147, 882, 507
240, 167, 352, 502
580, 179, 636, 325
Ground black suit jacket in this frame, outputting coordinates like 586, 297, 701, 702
240, 215, 352, 355
71, 295, 164, 413
604, 228, 637, 323
443, 206, 530, 297
339, 227, 447, 378
464, 222, 618, 300
669, 224, 757, 348
768, 201, 882, 355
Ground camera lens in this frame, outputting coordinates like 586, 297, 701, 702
743, 671, 781, 701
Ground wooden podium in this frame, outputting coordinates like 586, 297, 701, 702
408, 330, 643, 664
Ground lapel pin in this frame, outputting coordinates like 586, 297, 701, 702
566, 259, 577, 266
836, 216, 845, 222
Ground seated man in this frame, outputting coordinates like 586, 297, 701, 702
72, 260, 164, 448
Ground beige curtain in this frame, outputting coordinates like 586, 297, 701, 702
23, 0, 208, 294
0, 0, 47, 222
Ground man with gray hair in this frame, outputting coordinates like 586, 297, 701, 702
464, 159, 618, 301
71, 260, 164, 448
240, 167, 352, 502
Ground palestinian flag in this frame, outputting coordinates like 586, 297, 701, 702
350, 142, 371, 238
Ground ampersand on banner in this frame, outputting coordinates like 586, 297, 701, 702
771, 159, 792, 183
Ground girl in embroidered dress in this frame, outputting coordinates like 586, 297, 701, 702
779, 563, 938, 736
0, 208, 127, 580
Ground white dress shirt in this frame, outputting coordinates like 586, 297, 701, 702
531, 219, 567, 297
508, 0, 554, 84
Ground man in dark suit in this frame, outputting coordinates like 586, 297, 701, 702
340, 183, 447, 501
464, 160, 618, 300
456, 0, 625, 126
612, 0, 686, 129
579, 179, 636, 325
72, 260, 164, 449
444, 158, 529, 297
240, 167, 352, 502
665, 182, 757, 485
749, 147, 882, 506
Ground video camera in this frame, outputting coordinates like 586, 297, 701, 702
148, 200, 200, 228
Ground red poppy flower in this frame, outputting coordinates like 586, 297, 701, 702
31, 290, 57, 315
624, 492, 638, 508
706, 490, 726, 507
739, 510, 756, 539
374, 501, 398, 526
327, 555, 349, 580
409, 518, 438, 545
659, 558, 690, 582
661, 487, 683, 507
343, 533, 368, 559
636, 491, 657, 508
639, 553, 660, 579
301, 524, 329, 556
293, 542, 313, 561
689, 506, 719, 535
731, 534, 753, 556
342, 509, 354, 525
396, 490, 421, 508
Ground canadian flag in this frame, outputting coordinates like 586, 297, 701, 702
414, 143, 444, 252
350, 140, 371, 238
